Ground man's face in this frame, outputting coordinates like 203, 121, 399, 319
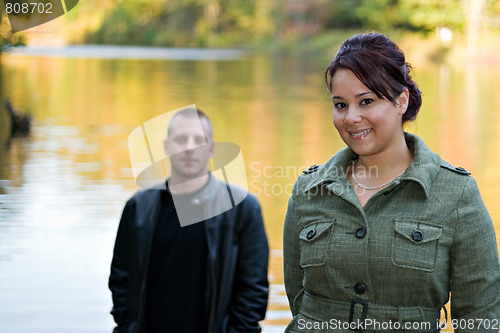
164, 116, 214, 180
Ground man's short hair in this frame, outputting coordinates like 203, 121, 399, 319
167, 108, 213, 138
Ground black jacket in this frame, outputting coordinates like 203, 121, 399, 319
109, 175, 269, 333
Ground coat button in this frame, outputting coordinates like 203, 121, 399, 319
306, 229, 316, 240
354, 282, 366, 294
355, 227, 366, 238
412, 230, 423, 242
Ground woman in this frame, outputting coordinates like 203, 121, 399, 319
283, 33, 500, 333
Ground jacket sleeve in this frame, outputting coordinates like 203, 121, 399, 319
226, 194, 269, 333
283, 181, 304, 316
109, 198, 136, 333
450, 176, 500, 333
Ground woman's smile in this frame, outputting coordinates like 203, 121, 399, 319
349, 128, 372, 140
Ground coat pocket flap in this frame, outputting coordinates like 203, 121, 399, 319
394, 220, 442, 244
299, 221, 334, 242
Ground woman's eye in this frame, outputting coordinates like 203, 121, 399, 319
360, 98, 373, 105
334, 102, 347, 110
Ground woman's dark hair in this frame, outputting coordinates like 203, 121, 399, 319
325, 33, 422, 123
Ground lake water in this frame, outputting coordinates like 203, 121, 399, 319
1, 45, 499, 332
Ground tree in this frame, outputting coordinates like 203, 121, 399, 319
399, 0, 465, 31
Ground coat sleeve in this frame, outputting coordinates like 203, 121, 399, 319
108, 198, 136, 333
450, 176, 500, 333
226, 194, 269, 333
283, 181, 304, 316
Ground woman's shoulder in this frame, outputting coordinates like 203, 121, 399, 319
434, 158, 479, 201
290, 163, 323, 193
291, 159, 349, 200
295, 147, 353, 182
439, 160, 471, 176
436, 159, 474, 188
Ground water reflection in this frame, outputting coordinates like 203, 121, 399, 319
0, 48, 500, 331
0, 138, 29, 192
0, 124, 134, 332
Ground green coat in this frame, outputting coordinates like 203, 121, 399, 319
283, 133, 500, 333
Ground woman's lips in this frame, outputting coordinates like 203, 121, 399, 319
349, 128, 373, 140
349, 128, 372, 140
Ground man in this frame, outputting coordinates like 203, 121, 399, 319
109, 109, 269, 333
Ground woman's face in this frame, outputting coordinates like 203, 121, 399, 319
331, 68, 408, 158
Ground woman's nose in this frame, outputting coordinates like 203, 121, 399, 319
344, 107, 362, 124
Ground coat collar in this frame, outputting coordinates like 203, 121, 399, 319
166, 173, 221, 205
304, 133, 441, 199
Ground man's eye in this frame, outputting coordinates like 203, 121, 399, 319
334, 102, 347, 110
174, 136, 187, 144
194, 137, 206, 145
360, 98, 373, 105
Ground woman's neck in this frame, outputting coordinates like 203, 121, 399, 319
355, 138, 413, 180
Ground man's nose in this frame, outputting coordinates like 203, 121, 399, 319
185, 137, 204, 150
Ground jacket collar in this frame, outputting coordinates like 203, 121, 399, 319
304, 133, 441, 199
398, 133, 441, 198
167, 173, 221, 205
190, 173, 221, 204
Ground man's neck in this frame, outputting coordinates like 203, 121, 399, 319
168, 173, 210, 194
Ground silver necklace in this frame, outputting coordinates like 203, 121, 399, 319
351, 160, 405, 190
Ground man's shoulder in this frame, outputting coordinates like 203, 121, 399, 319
222, 181, 260, 208
127, 183, 164, 205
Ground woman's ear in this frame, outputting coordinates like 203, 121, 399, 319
397, 88, 410, 115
